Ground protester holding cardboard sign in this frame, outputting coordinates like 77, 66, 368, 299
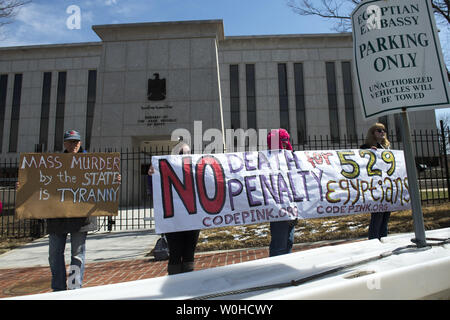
49, 130, 91, 291
17, 130, 121, 292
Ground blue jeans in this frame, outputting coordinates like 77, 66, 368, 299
48, 232, 87, 291
269, 221, 295, 257
368, 212, 391, 240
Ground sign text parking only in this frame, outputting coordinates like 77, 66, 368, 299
352, 0, 450, 119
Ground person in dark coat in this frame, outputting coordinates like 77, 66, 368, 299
267, 129, 297, 256
360, 123, 391, 240
148, 142, 200, 275
46, 130, 117, 291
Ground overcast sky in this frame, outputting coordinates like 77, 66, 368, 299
1, 0, 449, 121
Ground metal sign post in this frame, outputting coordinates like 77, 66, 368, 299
399, 108, 427, 247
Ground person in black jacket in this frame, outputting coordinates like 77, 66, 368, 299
148, 142, 200, 275
46, 130, 116, 291
360, 123, 391, 240
267, 129, 297, 256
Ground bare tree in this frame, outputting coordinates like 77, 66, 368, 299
0, 0, 31, 27
433, 0, 450, 25
287, 0, 449, 32
287, 0, 450, 78
287, 0, 356, 32
436, 111, 450, 155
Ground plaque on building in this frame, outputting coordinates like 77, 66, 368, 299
147, 73, 166, 101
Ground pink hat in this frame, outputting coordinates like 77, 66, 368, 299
267, 129, 292, 150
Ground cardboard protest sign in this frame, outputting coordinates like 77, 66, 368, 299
351, 0, 450, 119
16, 152, 121, 219
152, 149, 411, 234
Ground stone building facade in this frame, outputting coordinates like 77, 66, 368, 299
0, 19, 437, 158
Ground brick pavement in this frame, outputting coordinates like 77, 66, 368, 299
0, 240, 355, 299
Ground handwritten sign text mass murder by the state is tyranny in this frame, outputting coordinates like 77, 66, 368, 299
15, 153, 121, 219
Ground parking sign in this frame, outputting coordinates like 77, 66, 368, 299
352, 0, 450, 119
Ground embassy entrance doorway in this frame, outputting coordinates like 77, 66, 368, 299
105, 137, 180, 231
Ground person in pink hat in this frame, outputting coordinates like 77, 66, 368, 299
267, 129, 297, 256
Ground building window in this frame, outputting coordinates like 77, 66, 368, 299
9, 74, 22, 153
0, 74, 7, 153
54, 71, 67, 151
246, 64, 256, 130
341, 62, 357, 141
230, 65, 240, 130
85, 70, 97, 150
294, 63, 306, 144
278, 63, 289, 132
326, 62, 339, 142
39, 72, 52, 152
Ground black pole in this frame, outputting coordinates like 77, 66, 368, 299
439, 120, 450, 201
400, 109, 427, 247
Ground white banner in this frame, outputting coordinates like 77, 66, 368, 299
152, 149, 411, 234
351, 0, 450, 119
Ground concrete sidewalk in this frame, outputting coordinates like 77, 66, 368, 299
0, 229, 160, 269
0, 230, 361, 299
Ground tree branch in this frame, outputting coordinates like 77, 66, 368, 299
287, 0, 449, 33
432, 0, 450, 24
0, 0, 31, 26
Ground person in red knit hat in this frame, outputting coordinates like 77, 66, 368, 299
267, 129, 297, 256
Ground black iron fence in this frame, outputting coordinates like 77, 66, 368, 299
1, 128, 450, 238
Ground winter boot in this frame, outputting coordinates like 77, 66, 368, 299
167, 264, 183, 275
182, 261, 195, 273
